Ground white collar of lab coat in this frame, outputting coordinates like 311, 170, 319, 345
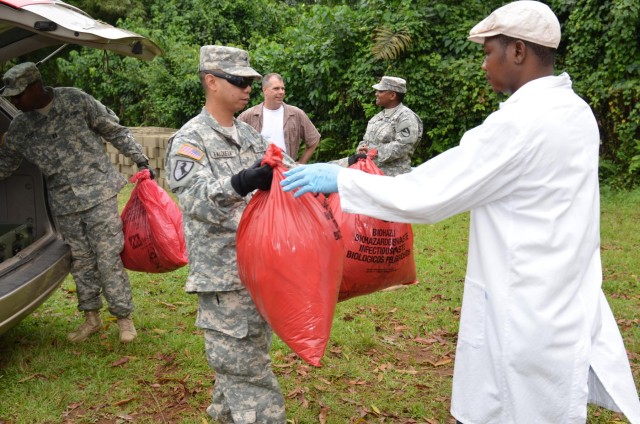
500, 72, 572, 109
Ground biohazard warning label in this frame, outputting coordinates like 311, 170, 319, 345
346, 228, 412, 266
325, 159, 417, 301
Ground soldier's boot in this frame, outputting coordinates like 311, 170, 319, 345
68, 310, 102, 342
117, 316, 137, 343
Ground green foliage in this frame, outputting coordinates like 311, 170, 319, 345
47, 0, 639, 187
144, 0, 290, 47
50, 0, 289, 128
244, 0, 505, 163
250, 4, 373, 159
372, 27, 412, 61
54, 45, 202, 128
64, 0, 148, 24
559, 0, 640, 189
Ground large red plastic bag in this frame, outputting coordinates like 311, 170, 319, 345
329, 151, 417, 301
236, 144, 343, 367
120, 169, 188, 273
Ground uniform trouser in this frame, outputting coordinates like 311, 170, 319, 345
196, 290, 285, 424
56, 196, 133, 318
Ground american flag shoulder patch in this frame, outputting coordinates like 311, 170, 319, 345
177, 144, 205, 161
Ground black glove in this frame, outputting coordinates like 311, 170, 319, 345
136, 161, 155, 179
348, 153, 367, 166
231, 160, 273, 197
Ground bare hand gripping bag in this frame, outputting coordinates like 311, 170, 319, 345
236, 144, 343, 367
120, 169, 188, 273
329, 151, 417, 301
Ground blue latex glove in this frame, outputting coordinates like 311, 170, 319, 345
281, 163, 342, 198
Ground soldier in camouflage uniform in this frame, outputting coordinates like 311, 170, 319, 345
348, 76, 423, 176
165, 46, 287, 423
0, 62, 151, 343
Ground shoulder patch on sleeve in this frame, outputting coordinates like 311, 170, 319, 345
177, 143, 205, 161
173, 160, 195, 182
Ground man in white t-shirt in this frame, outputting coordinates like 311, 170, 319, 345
238, 73, 321, 163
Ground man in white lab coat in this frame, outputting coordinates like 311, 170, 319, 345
281, 1, 640, 423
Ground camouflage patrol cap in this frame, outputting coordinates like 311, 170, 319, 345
0, 62, 41, 97
199, 45, 261, 78
372, 76, 407, 94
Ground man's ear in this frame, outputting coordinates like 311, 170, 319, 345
204, 73, 218, 91
513, 39, 527, 65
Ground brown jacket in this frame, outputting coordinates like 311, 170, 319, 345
237, 102, 320, 161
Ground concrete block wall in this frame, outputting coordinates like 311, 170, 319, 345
104, 127, 177, 191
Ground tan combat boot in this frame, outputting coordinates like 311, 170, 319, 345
117, 316, 137, 343
68, 310, 102, 342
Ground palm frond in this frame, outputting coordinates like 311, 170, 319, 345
372, 27, 411, 61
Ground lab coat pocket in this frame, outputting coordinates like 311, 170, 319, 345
458, 278, 486, 348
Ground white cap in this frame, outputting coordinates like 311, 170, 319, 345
468, 1, 561, 49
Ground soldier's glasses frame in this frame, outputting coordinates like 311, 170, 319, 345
204, 71, 254, 89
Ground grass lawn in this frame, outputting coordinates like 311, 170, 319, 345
0, 185, 638, 423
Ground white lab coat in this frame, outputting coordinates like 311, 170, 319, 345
338, 73, 640, 424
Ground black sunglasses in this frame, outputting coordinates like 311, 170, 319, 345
204, 70, 254, 89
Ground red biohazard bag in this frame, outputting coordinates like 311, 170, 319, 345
120, 169, 188, 273
329, 151, 417, 301
236, 144, 343, 367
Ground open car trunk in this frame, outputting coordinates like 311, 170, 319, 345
0, 98, 70, 334
0, 0, 162, 335
0, 0, 162, 62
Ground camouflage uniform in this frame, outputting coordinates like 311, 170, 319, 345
0, 86, 146, 318
166, 107, 287, 423
357, 103, 423, 177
